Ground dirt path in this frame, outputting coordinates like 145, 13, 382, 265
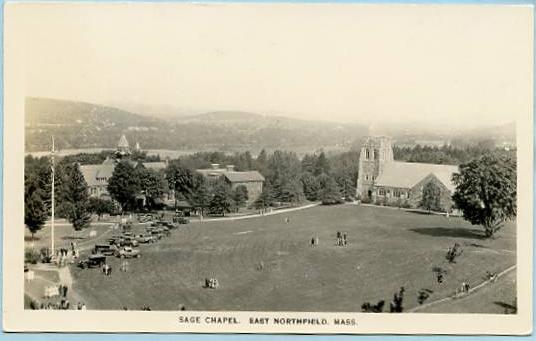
192, 203, 320, 223
408, 264, 516, 312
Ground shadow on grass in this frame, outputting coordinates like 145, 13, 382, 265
494, 301, 517, 313
24, 236, 41, 241
410, 227, 485, 240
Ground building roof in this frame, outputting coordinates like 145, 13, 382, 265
117, 134, 129, 148
224, 171, 265, 183
80, 164, 116, 187
375, 161, 458, 192
142, 161, 167, 170
196, 168, 265, 183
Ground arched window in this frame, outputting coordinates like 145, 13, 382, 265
374, 149, 379, 160
365, 149, 370, 160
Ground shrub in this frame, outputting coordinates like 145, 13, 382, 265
24, 250, 40, 264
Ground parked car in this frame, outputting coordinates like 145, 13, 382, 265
94, 243, 117, 256
115, 247, 141, 258
78, 254, 107, 269
122, 236, 139, 247
135, 234, 155, 244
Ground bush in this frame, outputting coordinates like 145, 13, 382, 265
360, 196, 372, 204
25, 250, 40, 264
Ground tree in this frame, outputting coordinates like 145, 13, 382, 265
88, 197, 118, 219
452, 152, 517, 238
232, 185, 249, 210
165, 161, 196, 202
420, 181, 442, 212
300, 173, 320, 201
253, 185, 274, 210
136, 167, 168, 208
209, 181, 234, 216
318, 176, 343, 205
191, 178, 212, 217
108, 160, 140, 211
60, 163, 91, 230
24, 176, 48, 241
313, 151, 331, 176
256, 149, 268, 173
278, 179, 304, 205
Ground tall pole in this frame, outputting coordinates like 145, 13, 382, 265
51, 136, 55, 254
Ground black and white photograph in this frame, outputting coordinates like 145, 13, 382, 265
3, 2, 533, 334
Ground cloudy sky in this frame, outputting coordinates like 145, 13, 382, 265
13, 3, 532, 126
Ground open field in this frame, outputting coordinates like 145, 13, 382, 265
71, 204, 516, 312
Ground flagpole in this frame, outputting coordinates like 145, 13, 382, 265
51, 136, 55, 255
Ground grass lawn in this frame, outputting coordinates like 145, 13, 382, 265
25, 221, 116, 251
71, 204, 516, 312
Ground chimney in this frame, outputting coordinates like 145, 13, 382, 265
226, 165, 235, 172
211, 163, 220, 170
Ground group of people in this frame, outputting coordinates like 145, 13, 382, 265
51, 242, 81, 267
336, 231, 348, 247
205, 278, 219, 289
456, 281, 471, 296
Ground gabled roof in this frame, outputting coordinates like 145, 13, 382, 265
117, 134, 129, 148
224, 171, 265, 183
80, 164, 116, 187
375, 161, 458, 192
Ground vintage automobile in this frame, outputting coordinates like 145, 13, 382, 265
78, 254, 107, 269
135, 234, 155, 244
114, 246, 141, 258
122, 236, 139, 247
93, 243, 117, 256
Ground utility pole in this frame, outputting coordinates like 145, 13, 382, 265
51, 136, 55, 255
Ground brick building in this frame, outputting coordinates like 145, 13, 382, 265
196, 164, 264, 205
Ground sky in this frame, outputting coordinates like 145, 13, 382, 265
13, 3, 533, 127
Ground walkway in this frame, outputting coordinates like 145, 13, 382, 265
408, 264, 516, 312
191, 202, 320, 223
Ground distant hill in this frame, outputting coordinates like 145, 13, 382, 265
25, 98, 368, 154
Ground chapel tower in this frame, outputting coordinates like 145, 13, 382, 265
356, 136, 394, 199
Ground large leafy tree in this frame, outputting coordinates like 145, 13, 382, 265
108, 160, 140, 211
165, 161, 197, 201
420, 181, 442, 212
88, 197, 118, 219
136, 166, 168, 208
209, 181, 234, 216
452, 152, 517, 238
232, 185, 249, 209
191, 178, 212, 217
60, 163, 91, 230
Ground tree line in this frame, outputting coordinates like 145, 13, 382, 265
25, 145, 517, 240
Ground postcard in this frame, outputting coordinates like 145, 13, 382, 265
3, 2, 533, 334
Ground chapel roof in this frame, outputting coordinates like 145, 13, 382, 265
375, 161, 458, 192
